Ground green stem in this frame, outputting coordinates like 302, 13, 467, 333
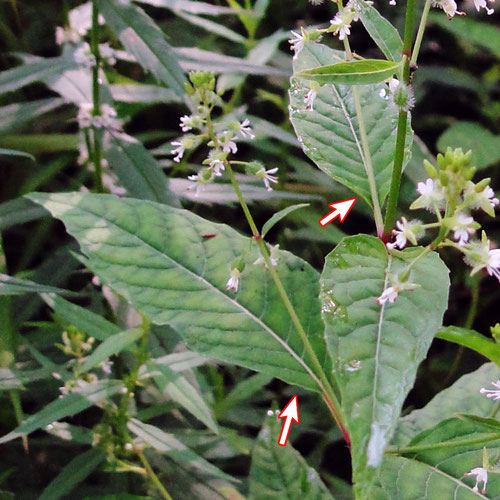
90, 0, 104, 193
383, 0, 416, 238
411, 0, 432, 66
137, 449, 173, 500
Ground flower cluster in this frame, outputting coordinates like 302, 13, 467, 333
169, 71, 279, 196
77, 103, 123, 131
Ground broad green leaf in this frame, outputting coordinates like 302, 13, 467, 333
0, 98, 65, 134
320, 235, 449, 495
0, 380, 124, 444
40, 448, 106, 500
437, 326, 500, 366
290, 44, 412, 206
437, 122, 500, 170
430, 12, 500, 58
0, 273, 77, 297
379, 417, 500, 498
28, 193, 328, 392
79, 328, 144, 373
42, 294, 120, 341
127, 418, 232, 481
147, 360, 218, 433
249, 413, 334, 499
96, 0, 186, 98
298, 59, 402, 86
104, 132, 178, 205
0, 148, 34, 161
357, 0, 403, 62
262, 203, 309, 237
0, 56, 76, 95
394, 362, 500, 446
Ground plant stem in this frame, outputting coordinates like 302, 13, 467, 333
223, 159, 349, 443
383, 0, 416, 238
90, 0, 104, 193
411, 0, 432, 66
136, 449, 173, 500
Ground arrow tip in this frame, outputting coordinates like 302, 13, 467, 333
278, 395, 300, 423
329, 197, 356, 223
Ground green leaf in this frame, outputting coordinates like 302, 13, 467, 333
0, 198, 47, 232
40, 448, 106, 500
394, 362, 500, 446
109, 84, 182, 104
0, 367, 52, 391
0, 274, 77, 297
379, 417, 500, 498
0, 380, 124, 444
357, 0, 403, 62
262, 203, 310, 237
96, 0, 186, 98
42, 294, 120, 341
298, 59, 402, 86
320, 235, 449, 495
28, 192, 328, 392
176, 12, 246, 44
0, 56, 76, 95
127, 418, 232, 481
0, 148, 34, 161
137, 0, 238, 16
79, 328, 144, 373
147, 360, 218, 433
103, 132, 178, 205
437, 326, 500, 366
437, 122, 500, 170
249, 413, 334, 499
290, 44, 411, 206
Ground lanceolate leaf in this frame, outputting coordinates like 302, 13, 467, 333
357, 0, 403, 62
289, 44, 412, 207
379, 418, 500, 498
28, 193, 329, 392
298, 59, 402, 86
249, 413, 334, 500
96, 0, 186, 98
320, 235, 449, 495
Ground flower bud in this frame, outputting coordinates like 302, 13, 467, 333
491, 323, 500, 344
231, 255, 246, 273
423, 160, 438, 179
245, 161, 265, 176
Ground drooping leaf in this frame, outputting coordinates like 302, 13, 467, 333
0, 198, 47, 231
127, 418, 232, 481
0, 367, 52, 391
28, 193, 328, 392
298, 59, 402, 86
393, 362, 500, 446
289, 43, 412, 206
357, 0, 403, 62
320, 235, 449, 495
95, 0, 186, 98
0, 148, 35, 161
146, 360, 218, 433
0, 380, 124, 444
0, 274, 78, 297
40, 448, 106, 500
109, 84, 182, 104
379, 417, 500, 498
262, 203, 309, 237
249, 412, 334, 499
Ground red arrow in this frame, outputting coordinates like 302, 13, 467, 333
277, 395, 300, 446
318, 197, 357, 227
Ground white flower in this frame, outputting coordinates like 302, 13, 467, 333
73, 43, 96, 68
254, 244, 280, 268
187, 168, 215, 196
55, 26, 80, 45
387, 217, 423, 250
236, 119, 255, 139
330, 13, 351, 41
488, 249, 500, 281
480, 186, 499, 209
77, 103, 122, 131
289, 30, 306, 59
256, 167, 279, 191
171, 141, 185, 162
100, 360, 113, 375
216, 133, 238, 154
411, 178, 446, 211
464, 466, 488, 494
465, 182, 499, 216
389, 0, 396, 5
473, 0, 494, 14
480, 380, 500, 401
431, 0, 464, 18
304, 89, 317, 111
99, 43, 116, 66
206, 150, 226, 176
225, 268, 240, 293
180, 115, 193, 132
375, 287, 398, 305
464, 234, 500, 281
452, 212, 476, 246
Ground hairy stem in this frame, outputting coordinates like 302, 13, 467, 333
383, 0, 416, 238
90, 0, 104, 193
137, 449, 173, 500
